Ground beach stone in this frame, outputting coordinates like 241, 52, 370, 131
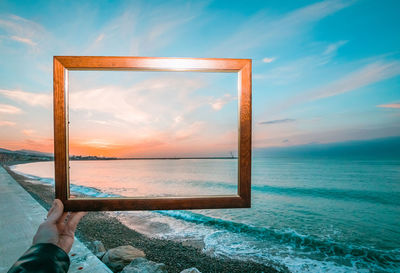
180, 267, 201, 273
87, 240, 107, 259
102, 245, 146, 272
181, 239, 205, 250
96, 251, 106, 260
121, 258, 167, 273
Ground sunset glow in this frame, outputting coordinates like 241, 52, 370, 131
65, 71, 238, 157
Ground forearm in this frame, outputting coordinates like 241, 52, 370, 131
8, 243, 70, 273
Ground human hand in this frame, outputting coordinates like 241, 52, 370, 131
32, 199, 87, 254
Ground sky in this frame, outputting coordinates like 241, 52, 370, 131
0, 0, 399, 157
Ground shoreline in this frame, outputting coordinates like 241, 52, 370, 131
70, 157, 238, 160
3, 163, 285, 273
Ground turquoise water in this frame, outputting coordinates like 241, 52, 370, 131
12, 157, 400, 272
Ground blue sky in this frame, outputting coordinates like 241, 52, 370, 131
0, 0, 399, 155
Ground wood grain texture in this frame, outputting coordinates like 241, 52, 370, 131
238, 60, 252, 207
53, 57, 68, 202
65, 196, 248, 211
54, 56, 249, 72
53, 56, 252, 211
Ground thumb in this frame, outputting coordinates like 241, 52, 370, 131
66, 212, 87, 232
47, 199, 64, 223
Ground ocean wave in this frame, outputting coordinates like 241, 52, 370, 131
251, 185, 400, 206
177, 179, 400, 206
10, 168, 55, 185
164, 179, 400, 206
10, 168, 118, 198
156, 210, 400, 270
69, 184, 119, 198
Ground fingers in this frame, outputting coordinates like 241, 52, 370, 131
46, 199, 64, 224
47, 198, 62, 217
57, 212, 69, 225
46, 204, 55, 217
66, 212, 87, 232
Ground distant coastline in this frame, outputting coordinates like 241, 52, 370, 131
1, 135, 399, 166
69, 156, 238, 161
0, 148, 237, 166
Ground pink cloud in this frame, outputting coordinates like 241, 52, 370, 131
209, 94, 237, 111
22, 129, 35, 136
0, 103, 22, 114
0, 121, 15, 126
377, 103, 400, 109
0, 89, 51, 107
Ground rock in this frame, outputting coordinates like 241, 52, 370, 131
121, 258, 167, 273
88, 240, 106, 253
102, 245, 146, 272
181, 239, 205, 250
96, 251, 106, 260
87, 241, 107, 259
180, 267, 201, 273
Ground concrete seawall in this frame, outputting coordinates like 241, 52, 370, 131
0, 166, 111, 273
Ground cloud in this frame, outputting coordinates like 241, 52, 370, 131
377, 103, 400, 109
211, 0, 354, 55
69, 137, 166, 157
310, 61, 400, 100
70, 86, 150, 125
0, 89, 52, 108
175, 121, 206, 140
0, 14, 47, 49
174, 115, 183, 124
255, 40, 348, 83
0, 104, 22, 114
68, 74, 208, 145
256, 58, 308, 82
66, 72, 238, 157
209, 94, 237, 110
0, 121, 15, 126
80, 139, 122, 149
274, 60, 400, 109
262, 57, 276, 63
259, 118, 296, 125
85, 2, 208, 55
22, 129, 35, 136
323, 40, 348, 55
10, 35, 37, 46
94, 33, 105, 43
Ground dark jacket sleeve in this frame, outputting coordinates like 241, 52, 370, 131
8, 243, 70, 273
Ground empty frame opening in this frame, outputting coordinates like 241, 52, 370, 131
67, 70, 239, 199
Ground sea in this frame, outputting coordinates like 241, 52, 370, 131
11, 156, 400, 272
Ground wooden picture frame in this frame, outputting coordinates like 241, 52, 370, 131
53, 56, 252, 211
